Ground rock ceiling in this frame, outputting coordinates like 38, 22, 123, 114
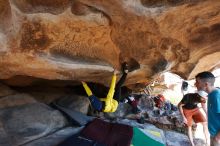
0, 0, 220, 87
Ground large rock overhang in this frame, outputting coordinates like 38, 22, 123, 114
0, 0, 220, 87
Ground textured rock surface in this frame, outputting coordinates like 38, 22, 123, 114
0, 93, 37, 109
54, 94, 90, 114
0, 83, 15, 97
0, 0, 220, 87
0, 93, 68, 146
165, 130, 205, 146
23, 127, 83, 146
0, 84, 206, 146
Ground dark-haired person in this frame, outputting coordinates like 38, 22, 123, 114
195, 71, 220, 146
178, 92, 209, 146
181, 80, 189, 96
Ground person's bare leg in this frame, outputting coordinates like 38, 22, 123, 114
202, 122, 210, 145
188, 126, 195, 146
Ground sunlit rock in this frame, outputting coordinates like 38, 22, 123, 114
0, 0, 219, 88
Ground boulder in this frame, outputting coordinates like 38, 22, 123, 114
54, 94, 90, 114
165, 130, 206, 146
0, 94, 68, 146
0, 93, 36, 109
0, 83, 15, 98
23, 127, 83, 146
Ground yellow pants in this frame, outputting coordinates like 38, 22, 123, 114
82, 74, 118, 112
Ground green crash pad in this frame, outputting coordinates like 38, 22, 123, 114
131, 127, 165, 146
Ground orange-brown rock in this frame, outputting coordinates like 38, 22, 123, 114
0, 0, 220, 87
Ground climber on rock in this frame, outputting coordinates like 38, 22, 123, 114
82, 62, 131, 113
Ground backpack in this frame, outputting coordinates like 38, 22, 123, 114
154, 94, 165, 108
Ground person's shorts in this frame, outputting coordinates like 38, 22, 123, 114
183, 108, 206, 126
